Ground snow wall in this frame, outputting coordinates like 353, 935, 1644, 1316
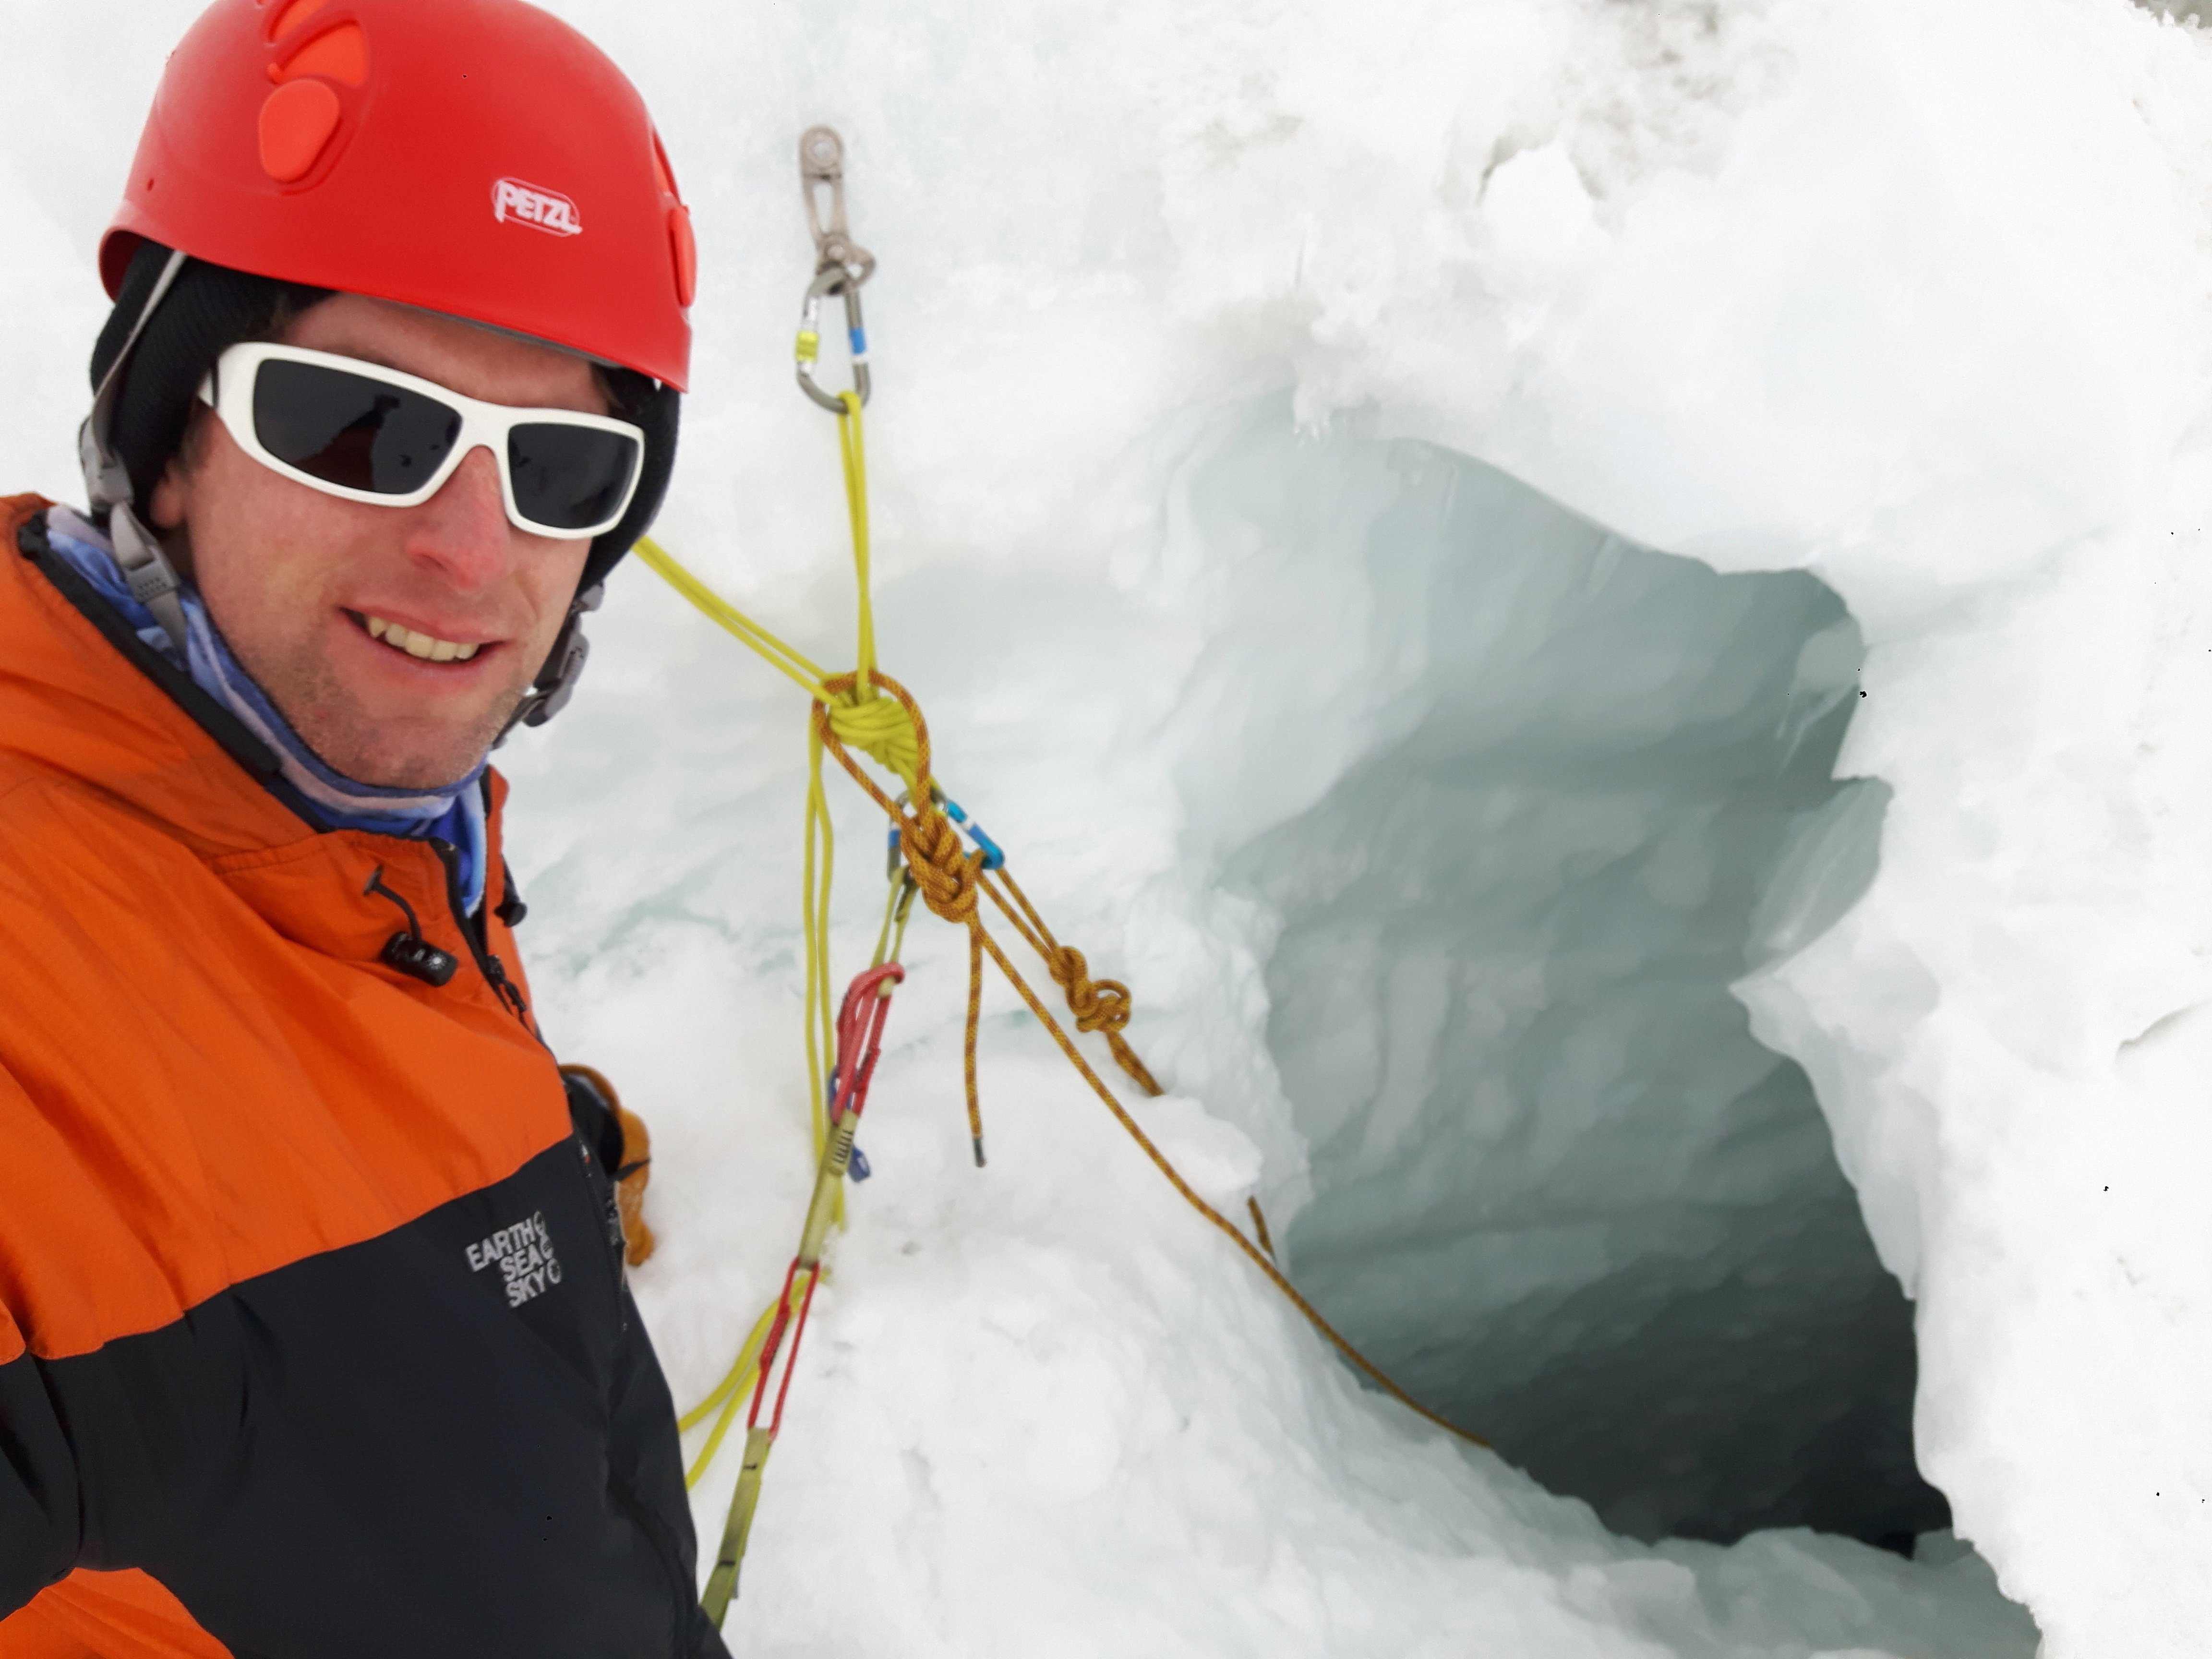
1198, 411, 1936, 1550
8, 0, 2212, 1653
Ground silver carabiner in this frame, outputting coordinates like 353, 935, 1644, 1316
796, 267, 869, 412
795, 126, 876, 413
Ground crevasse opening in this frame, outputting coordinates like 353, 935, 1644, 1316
1187, 407, 1937, 1549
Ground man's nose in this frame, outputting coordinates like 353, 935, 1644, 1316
406, 445, 512, 589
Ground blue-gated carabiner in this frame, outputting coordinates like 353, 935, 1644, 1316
938, 791, 1005, 871
887, 785, 1006, 874
795, 125, 875, 413
796, 268, 870, 413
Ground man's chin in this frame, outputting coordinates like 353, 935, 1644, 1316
294, 702, 516, 793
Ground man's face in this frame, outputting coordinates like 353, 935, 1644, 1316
150, 295, 604, 790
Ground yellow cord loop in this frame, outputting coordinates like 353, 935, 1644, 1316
837, 393, 878, 685
643, 282, 1489, 1629
632, 538, 830, 700
824, 693, 918, 788
640, 409, 1489, 1454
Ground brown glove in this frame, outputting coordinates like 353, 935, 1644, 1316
560, 1063, 658, 1267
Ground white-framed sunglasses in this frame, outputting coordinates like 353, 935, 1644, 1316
197, 341, 647, 541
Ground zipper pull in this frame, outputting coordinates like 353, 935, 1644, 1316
364, 867, 459, 987
495, 858, 529, 928
423, 838, 534, 1027
481, 951, 530, 1019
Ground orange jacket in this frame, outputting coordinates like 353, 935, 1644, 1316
0, 496, 715, 1658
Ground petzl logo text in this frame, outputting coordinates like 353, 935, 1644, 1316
468, 1212, 564, 1307
492, 178, 581, 237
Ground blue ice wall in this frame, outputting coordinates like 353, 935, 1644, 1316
1197, 414, 1934, 1546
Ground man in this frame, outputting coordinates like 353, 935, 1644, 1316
0, 1, 720, 1653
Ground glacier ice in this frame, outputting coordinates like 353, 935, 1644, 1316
13, 0, 2212, 1652
1186, 407, 1936, 1547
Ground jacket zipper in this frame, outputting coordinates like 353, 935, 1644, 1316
430, 840, 691, 1647
609, 1467, 704, 1656
429, 838, 534, 1030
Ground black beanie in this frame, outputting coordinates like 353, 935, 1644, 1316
91, 239, 678, 593
90, 242, 331, 518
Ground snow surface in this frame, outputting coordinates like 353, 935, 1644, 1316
14, 0, 2212, 1652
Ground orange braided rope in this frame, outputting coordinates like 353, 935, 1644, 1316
813, 670, 1488, 1451
1247, 1196, 1277, 1260
988, 867, 1162, 1098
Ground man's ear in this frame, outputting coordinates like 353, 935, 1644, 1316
144, 411, 209, 584
146, 406, 208, 532
147, 462, 188, 532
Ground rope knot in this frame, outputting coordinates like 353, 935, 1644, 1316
900, 805, 982, 926
1047, 946, 1133, 1037
824, 685, 919, 784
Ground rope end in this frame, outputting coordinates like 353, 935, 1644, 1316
971, 1134, 986, 1169
1248, 1196, 1277, 1261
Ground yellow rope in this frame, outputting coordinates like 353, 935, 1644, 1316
677, 1297, 781, 1486
646, 394, 1487, 1530
633, 537, 828, 699
803, 719, 837, 1171
814, 674, 1488, 1451
642, 397, 900, 1482
839, 391, 878, 699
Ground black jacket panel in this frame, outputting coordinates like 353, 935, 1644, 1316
13, 1123, 722, 1659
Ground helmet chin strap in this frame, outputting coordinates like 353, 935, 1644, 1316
496, 580, 603, 745
79, 246, 193, 657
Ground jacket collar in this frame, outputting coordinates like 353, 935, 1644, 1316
1, 493, 506, 863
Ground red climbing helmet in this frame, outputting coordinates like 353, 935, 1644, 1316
102, 0, 695, 390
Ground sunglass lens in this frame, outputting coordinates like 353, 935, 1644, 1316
507, 423, 641, 534
252, 360, 461, 495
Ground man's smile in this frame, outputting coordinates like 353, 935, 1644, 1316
346, 607, 493, 664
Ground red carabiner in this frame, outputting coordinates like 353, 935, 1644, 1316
829, 962, 904, 1128
746, 959, 907, 1445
